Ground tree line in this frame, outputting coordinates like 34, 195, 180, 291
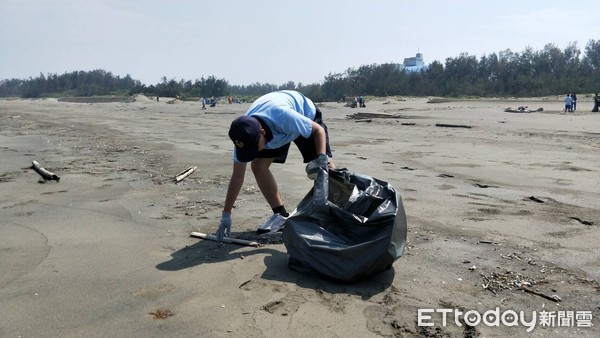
1, 40, 599, 101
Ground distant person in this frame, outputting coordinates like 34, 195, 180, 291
157, 96, 159, 102
215, 90, 335, 241
593, 93, 600, 112
564, 94, 572, 113
571, 92, 577, 111
201, 98, 206, 110
210, 96, 217, 107
358, 96, 366, 108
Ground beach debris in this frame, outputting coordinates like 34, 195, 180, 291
480, 270, 538, 295
520, 286, 561, 302
173, 166, 197, 183
478, 240, 498, 245
401, 166, 415, 171
190, 232, 260, 247
149, 308, 174, 319
261, 300, 283, 314
438, 174, 454, 178
401, 122, 416, 125
504, 106, 544, 113
469, 265, 477, 271
346, 112, 403, 119
30, 160, 60, 182
500, 253, 522, 260
435, 123, 472, 129
473, 183, 498, 188
354, 119, 372, 123
427, 98, 457, 103
569, 216, 594, 226
526, 196, 544, 203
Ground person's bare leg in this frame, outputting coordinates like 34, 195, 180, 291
251, 158, 283, 209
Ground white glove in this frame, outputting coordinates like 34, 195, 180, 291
215, 211, 231, 242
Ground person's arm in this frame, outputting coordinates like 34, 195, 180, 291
223, 161, 247, 213
310, 121, 327, 155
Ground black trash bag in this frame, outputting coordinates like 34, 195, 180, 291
282, 167, 407, 282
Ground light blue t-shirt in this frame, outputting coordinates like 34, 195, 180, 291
233, 90, 316, 162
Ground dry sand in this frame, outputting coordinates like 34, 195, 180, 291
1, 95, 599, 337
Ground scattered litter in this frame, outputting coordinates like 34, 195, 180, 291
481, 270, 538, 295
149, 308, 174, 319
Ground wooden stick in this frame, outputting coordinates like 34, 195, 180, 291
190, 232, 260, 247
435, 123, 472, 128
174, 166, 197, 183
520, 286, 561, 302
31, 160, 60, 182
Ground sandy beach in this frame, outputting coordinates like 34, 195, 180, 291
1, 95, 598, 337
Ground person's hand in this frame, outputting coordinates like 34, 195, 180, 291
306, 153, 329, 180
216, 211, 231, 242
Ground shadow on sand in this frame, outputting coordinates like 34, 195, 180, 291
156, 231, 395, 300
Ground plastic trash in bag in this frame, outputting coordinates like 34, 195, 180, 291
282, 166, 407, 282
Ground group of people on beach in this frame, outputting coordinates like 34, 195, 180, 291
565, 92, 600, 112
563, 93, 577, 112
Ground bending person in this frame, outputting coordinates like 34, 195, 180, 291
216, 90, 335, 241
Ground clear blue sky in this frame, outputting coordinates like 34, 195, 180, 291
1, 0, 598, 86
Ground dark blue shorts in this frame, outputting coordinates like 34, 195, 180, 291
256, 107, 333, 164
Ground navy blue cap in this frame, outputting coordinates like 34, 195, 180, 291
229, 116, 261, 162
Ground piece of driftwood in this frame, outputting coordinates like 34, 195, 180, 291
520, 286, 561, 302
527, 196, 544, 203
435, 123, 472, 129
347, 112, 402, 119
504, 107, 544, 113
190, 232, 260, 247
174, 166, 197, 183
31, 160, 60, 182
